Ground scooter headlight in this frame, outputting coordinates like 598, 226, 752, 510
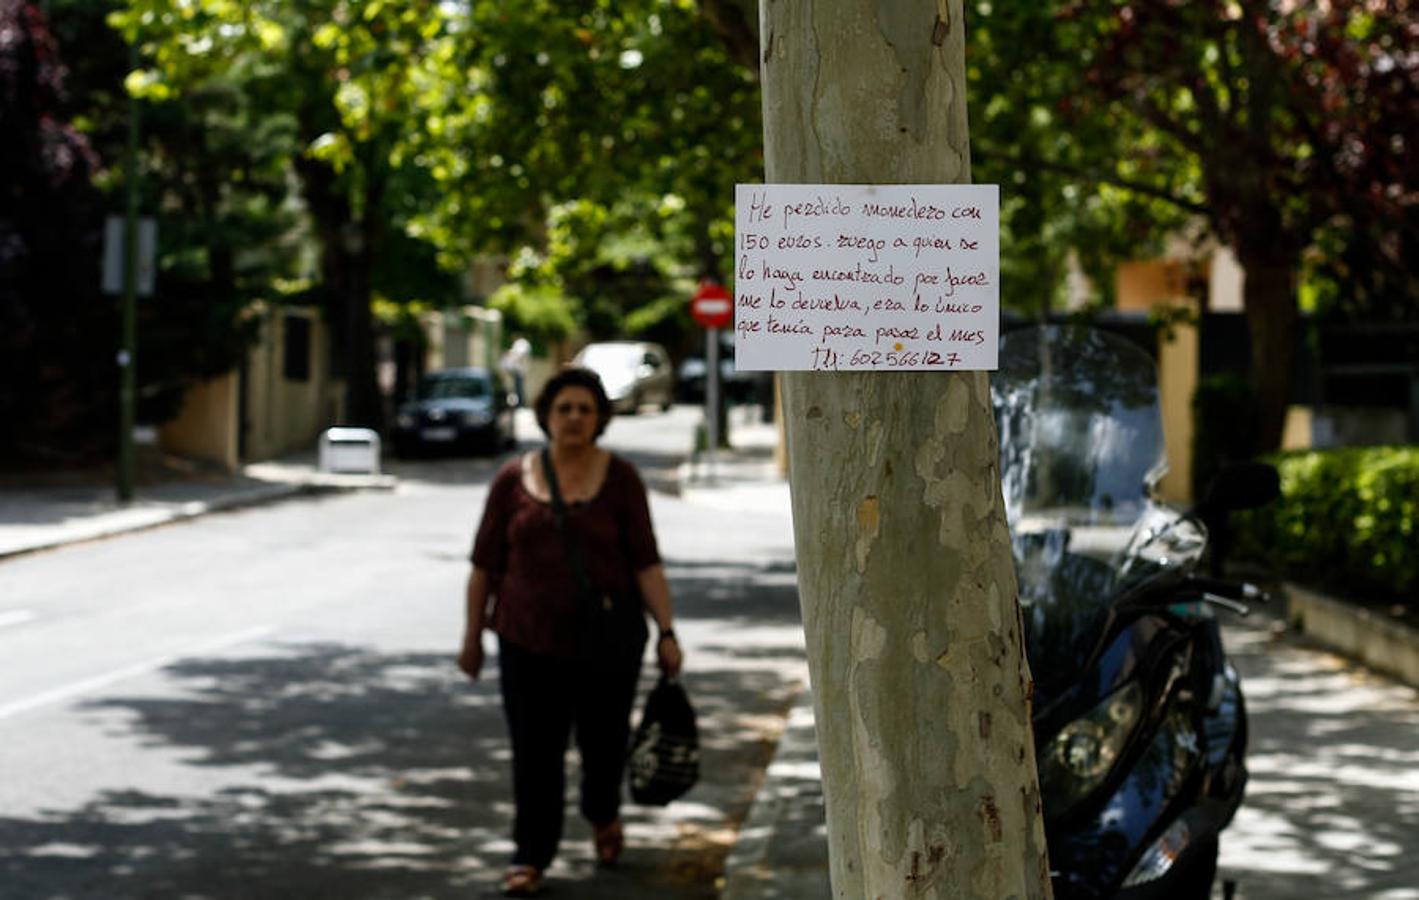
1040, 680, 1143, 812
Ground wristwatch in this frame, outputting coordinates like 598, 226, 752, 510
658, 627, 677, 642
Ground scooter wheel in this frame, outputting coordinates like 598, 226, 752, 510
1175, 837, 1218, 899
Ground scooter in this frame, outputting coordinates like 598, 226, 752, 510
992, 325, 1278, 899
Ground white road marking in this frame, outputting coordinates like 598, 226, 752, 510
0, 609, 36, 630
0, 625, 275, 721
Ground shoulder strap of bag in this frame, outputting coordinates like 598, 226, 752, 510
542, 447, 597, 600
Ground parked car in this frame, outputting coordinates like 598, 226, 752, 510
677, 333, 773, 405
392, 367, 518, 456
573, 341, 674, 414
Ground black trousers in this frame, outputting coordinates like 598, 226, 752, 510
498, 637, 645, 870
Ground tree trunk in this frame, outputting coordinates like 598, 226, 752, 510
295, 155, 384, 429
759, 2, 1051, 897
698, 0, 761, 75
1238, 253, 1299, 454
341, 219, 382, 428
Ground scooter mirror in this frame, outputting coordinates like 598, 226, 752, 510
1199, 461, 1281, 515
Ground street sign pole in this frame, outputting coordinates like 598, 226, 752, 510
690, 280, 734, 484
117, 38, 140, 503
705, 326, 719, 483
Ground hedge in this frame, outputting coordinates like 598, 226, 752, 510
1234, 446, 1419, 604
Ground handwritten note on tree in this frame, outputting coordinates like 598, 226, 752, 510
733, 184, 999, 371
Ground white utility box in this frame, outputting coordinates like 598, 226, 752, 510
319, 427, 382, 474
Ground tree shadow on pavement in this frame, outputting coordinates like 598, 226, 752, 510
1218, 622, 1419, 899
0, 557, 810, 899
0, 645, 511, 899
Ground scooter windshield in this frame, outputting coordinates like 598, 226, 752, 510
992, 326, 1169, 701
994, 326, 1166, 535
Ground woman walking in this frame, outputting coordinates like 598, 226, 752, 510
458, 367, 683, 897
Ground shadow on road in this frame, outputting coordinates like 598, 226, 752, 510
0, 557, 807, 899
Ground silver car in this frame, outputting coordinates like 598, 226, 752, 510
573, 341, 675, 414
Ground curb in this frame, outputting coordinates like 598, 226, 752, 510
674, 457, 789, 514
0, 474, 395, 562
0, 483, 310, 562
720, 686, 832, 900
1286, 582, 1419, 689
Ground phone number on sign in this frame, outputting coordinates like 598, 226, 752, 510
853, 348, 964, 367
811, 347, 963, 370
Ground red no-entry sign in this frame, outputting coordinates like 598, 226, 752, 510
691, 281, 733, 329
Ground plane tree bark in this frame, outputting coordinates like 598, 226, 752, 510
759, 1, 1051, 897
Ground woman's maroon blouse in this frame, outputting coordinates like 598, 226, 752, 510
471, 455, 661, 658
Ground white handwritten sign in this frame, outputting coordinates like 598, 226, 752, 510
733, 184, 999, 371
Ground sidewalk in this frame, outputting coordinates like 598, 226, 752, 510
0, 450, 395, 561
674, 413, 830, 899
678, 408, 791, 514
720, 689, 830, 899
688, 412, 1419, 899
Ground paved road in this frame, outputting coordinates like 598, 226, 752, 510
5, 403, 1417, 899
0, 408, 807, 899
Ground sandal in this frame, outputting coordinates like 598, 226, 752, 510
593, 819, 624, 867
500, 865, 542, 897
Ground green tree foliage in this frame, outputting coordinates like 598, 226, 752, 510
105, 0, 761, 429
966, 0, 1417, 452
1236, 446, 1419, 604
109, 0, 470, 427
489, 194, 705, 352
968, 3, 1195, 317
0, 0, 113, 461
421, 1, 762, 351
695, 0, 1191, 317
132, 81, 305, 420
40, 0, 307, 431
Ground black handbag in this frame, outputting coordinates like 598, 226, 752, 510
628, 675, 700, 805
542, 448, 647, 661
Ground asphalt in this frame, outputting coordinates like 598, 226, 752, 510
7, 417, 1415, 900
0, 412, 815, 898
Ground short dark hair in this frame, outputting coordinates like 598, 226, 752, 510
534, 366, 613, 439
